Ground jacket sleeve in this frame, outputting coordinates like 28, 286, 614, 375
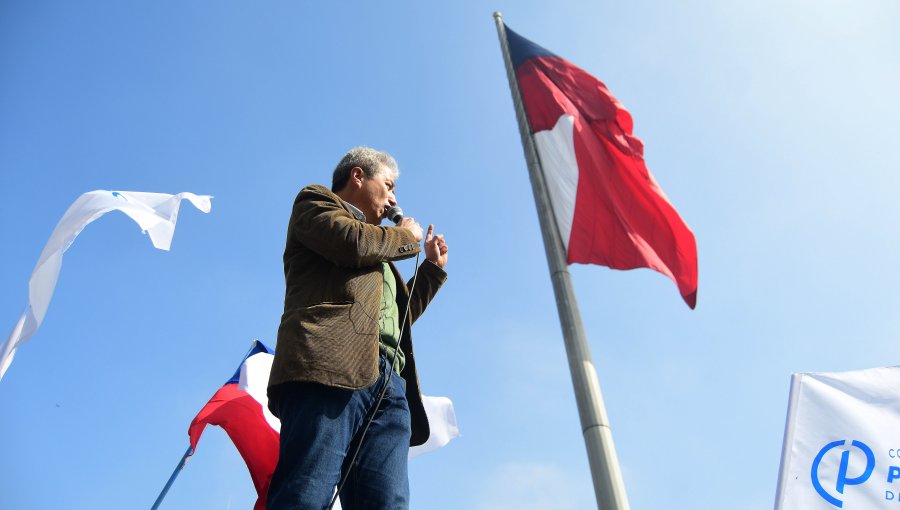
291, 188, 420, 268
407, 260, 447, 324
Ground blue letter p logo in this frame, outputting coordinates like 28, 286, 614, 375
811, 439, 875, 508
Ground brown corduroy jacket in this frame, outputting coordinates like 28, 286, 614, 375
267, 184, 447, 446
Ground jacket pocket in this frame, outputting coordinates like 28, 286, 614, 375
292, 302, 378, 367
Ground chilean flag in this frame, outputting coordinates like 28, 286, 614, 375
188, 340, 279, 510
506, 25, 699, 308
186, 341, 459, 509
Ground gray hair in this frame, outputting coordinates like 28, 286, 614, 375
331, 147, 399, 192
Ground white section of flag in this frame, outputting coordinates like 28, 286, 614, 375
238, 352, 282, 433
0, 190, 212, 380
533, 114, 578, 251
775, 366, 900, 509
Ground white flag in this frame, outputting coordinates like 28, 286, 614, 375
1, 190, 212, 380
775, 366, 900, 509
410, 395, 461, 459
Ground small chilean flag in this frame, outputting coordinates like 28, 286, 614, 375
186, 341, 459, 509
188, 341, 279, 510
505, 25, 698, 308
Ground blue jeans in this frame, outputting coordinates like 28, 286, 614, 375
267, 355, 411, 510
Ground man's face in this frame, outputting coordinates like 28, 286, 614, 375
357, 166, 397, 224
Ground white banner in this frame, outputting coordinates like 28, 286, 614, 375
775, 366, 900, 509
1, 190, 212, 380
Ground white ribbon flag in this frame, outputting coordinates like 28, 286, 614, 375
0, 190, 212, 380
775, 366, 900, 509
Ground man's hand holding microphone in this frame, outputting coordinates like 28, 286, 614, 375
389, 207, 448, 270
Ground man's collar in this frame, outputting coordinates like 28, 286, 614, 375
344, 201, 366, 222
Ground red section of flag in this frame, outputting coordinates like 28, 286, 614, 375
188, 383, 279, 510
516, 55, 698, 308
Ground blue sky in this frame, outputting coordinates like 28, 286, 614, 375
2, 1, 899, 509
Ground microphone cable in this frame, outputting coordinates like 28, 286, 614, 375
328, 249, 421, 510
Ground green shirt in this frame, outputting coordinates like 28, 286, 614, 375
379, 262, 404, 374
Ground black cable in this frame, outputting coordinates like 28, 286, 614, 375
327, 250, 422, 510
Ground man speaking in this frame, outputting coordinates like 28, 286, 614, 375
266, 147, 449, 509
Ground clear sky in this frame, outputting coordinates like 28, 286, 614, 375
2, 1, 899, 509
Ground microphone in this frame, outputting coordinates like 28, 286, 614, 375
386, 206, 404, 225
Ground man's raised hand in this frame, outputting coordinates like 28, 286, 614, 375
424, 224, 448, 269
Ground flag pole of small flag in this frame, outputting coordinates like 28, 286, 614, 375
494, 12, 698, 510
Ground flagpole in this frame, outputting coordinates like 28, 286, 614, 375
151, 445, 193, 510
493, 12, 630, 510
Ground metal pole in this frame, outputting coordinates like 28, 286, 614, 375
150, 445, 193, 510
493, 12, 630, 510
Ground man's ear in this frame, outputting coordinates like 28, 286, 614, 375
349, 167, 366, 188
